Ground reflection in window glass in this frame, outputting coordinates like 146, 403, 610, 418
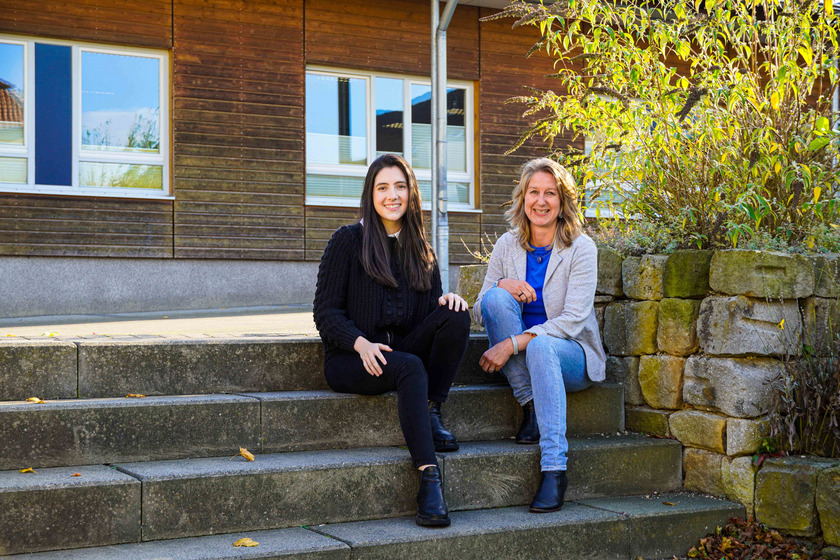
411, 84, 431, 168
411, 85, 466, 171
79, 161, 162, 189
418, 180, 470, 205
0, 42, 24, 146
306, 173, 364, 199
375, 77, 403, 157
81, 51, 160, 153
0, 156, 26, 183
306, 74, 367, 165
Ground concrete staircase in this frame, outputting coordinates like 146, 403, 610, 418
0, 335, 744, 558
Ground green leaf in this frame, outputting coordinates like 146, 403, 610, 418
815, 116, 831, 134
809, 136, 830, 151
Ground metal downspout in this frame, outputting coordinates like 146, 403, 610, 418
432, 0, 458, 291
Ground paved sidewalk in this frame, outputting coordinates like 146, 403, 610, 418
0, 305, 319, 341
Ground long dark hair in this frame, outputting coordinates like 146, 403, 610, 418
359, 154, 435, 291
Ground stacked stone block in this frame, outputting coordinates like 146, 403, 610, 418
597, 247, 840, 541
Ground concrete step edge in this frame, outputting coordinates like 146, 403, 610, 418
8, 493, 745, 560
1, 384, 625, 469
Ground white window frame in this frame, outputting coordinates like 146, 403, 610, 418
0, 34, 171, 200
0, 38, 31, 183
305, 66, 477, 212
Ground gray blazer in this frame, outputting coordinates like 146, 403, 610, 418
472, 231, 606, 382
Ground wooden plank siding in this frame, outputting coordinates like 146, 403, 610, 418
0, 0, 174, 257
172, 0, 305, 259
303, 0, 482, 264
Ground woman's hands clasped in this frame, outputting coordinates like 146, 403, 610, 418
497, 279, 537, 304
354, 336, 392, 377
439, 292, 469, 311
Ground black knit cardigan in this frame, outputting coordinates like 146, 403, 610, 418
313, 223, 443, 358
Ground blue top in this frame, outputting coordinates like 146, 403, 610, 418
523, 244, 551, 328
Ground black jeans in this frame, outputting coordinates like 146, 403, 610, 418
324, 305, 471, 468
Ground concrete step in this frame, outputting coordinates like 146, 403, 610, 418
9, 494, 745, 560
0, 435, 681, 554
0, 384, 624, 470
0, 335, 497, 400
0, 465, 141, 556
0, 394, 261, 470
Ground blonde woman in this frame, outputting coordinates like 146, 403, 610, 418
472, 158, 606, 512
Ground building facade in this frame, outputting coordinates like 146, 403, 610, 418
0, 0, 571, 316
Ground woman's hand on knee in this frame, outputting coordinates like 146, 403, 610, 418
354, 336, 393, 377
439, 292, 469, 311
498, 279, 537, 304
479, 339, 514, 374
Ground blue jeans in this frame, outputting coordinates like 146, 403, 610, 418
481, 287, 592, 471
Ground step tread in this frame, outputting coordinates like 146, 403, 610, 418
0, 464, 138, 491
11, 527, 348, 559
9, 494, 744, 559
106, 434, 674, 481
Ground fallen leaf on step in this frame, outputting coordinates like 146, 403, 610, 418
125, 394, 146, 398
19, 468, 37, 473
41, 332, 58, 337
662, 501, 676, 506
26, 397, 46, 404
5, 334, 15, 337
239, 447, 255, 461
71, 473, 81, 477
233, 538, 259, 547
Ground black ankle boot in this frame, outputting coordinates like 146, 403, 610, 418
429, 401, 459, 452
416, 465, 451, 527
529, 470, 567, 513
516, 400, 540, 444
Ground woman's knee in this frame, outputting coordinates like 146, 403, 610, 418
481, 287, 517, 315
392, 353, 427, 386
442, 305, 471, 331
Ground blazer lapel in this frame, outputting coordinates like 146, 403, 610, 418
544, 245, 564, 284
512, 242, 527, 280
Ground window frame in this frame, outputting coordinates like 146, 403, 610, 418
305, 66, 477, 212
0, 34, 171, 200
0, 37, 31, 183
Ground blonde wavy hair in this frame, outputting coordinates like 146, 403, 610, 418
504, 157, 583, 251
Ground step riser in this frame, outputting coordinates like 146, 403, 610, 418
117, 450, 418, 541
0, 396, 261, 470
106, 439, 679, 543
0, 466, 140, 556
445, 440, 682, 511
0, 342, 77, 401
0, 337, 499, 400
0, 385, 623, 469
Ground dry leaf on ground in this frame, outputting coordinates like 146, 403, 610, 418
26, 397, 46, 404
125, 394, 146, 398
71, 473, 81, 477
19, 468, 37, 473
233, 538, 259, 547
238, 447, 255, 461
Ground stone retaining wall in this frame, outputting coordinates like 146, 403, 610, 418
459, 248, 840, 544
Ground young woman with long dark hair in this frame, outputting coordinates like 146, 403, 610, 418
313, 153, 471, 528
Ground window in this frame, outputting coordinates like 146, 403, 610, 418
306, 68, 475, 210
0, 35, 169, 198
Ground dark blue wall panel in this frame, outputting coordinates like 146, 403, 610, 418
35, 43, 72, 187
